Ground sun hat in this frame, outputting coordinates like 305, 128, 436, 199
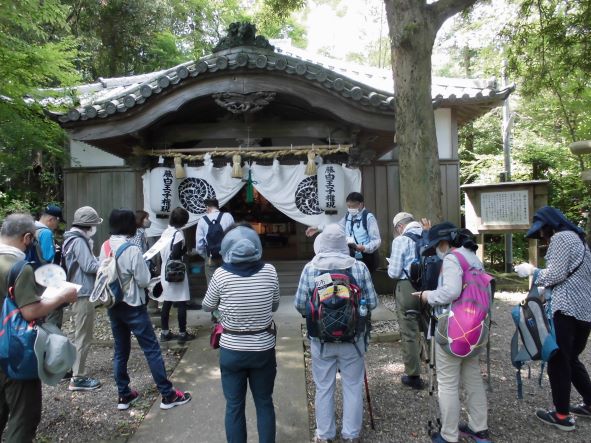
72, 206, 103, 226
34, 322, 76, 386
424, 221, 458, 252
526, 206, 584, 239
221, 225, 262, 263
313, 223, 349, 255
393, 212, 414, 227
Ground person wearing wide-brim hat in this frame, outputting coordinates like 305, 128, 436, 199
61, 206, 103, 391
515, 206, 591, 431
415, 222, 492, 443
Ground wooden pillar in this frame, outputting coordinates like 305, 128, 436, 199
528, 238, 538, 266
476, 233, 485, 263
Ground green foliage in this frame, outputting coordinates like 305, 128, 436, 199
0, 0, 79, 211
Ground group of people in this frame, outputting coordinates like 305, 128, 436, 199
1, 191, 591, 443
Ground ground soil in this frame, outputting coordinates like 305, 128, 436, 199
36, 307, 189, 443
304, 292, 591, 443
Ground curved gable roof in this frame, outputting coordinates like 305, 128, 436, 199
52, 44, 513, 126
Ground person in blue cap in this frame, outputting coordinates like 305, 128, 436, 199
25, 204, 63, 269
515, 206, 591, 431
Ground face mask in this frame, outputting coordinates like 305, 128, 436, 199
88, 226, 97, 237
143, 219, 152, 228
436, 246, 448, 260
347, 208, 359, 216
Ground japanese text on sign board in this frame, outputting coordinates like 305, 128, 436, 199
323, 166, 336, 209
481, 190, 529, 226
161, 170, 174, 213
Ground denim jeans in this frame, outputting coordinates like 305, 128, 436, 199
219, 347, 277, 443
108, 303, 173, 397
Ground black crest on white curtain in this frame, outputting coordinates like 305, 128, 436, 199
178, 178, 217, 214
295, 176, 322, 215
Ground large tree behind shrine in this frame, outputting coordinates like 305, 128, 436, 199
266, 0, 479, 220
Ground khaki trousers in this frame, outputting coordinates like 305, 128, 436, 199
394, 279, 422, 376
436, 343, 488, 442
71, 297, 96, 377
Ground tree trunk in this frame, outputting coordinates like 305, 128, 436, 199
384, 0, 478, 222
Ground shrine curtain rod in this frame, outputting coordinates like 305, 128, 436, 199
144, 144, 351, 154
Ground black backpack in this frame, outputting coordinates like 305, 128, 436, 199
403, 231, 442, 291
204, 212, 224, 259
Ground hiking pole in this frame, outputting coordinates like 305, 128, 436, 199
363, 365, 375, 430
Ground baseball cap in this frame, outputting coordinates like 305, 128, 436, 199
44, 205, 64, 222
393, 212, 414, 227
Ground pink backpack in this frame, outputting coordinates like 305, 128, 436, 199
435, 250, 493, 358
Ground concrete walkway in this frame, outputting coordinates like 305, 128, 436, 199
131, 297, 395, 443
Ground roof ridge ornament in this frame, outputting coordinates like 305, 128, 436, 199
212, 22, 274, 53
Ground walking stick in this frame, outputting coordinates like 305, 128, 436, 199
364, 365, 375, 430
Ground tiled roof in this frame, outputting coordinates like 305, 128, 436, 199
49, 43, 513, 124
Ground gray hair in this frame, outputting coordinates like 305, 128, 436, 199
0, 213, 35, 238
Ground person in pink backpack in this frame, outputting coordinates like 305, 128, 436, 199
415, 222, 492, 443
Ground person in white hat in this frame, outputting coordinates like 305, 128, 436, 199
387, 211, 427, 390
294, 223, 378, 443
0, 213, 77, 442
61, 206, 103, 391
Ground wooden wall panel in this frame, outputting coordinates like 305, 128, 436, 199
63, 167, 144, 253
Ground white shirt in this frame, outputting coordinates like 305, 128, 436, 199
160, 226, 190, 302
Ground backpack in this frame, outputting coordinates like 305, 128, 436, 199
204, 213, 224, 259
435, 250, 493, 358
305, 270, 366, 345
24, 226, 51, 270
347, 210, 380, 273
510, 273, 559, 399
403, 231, 442, 291
90, 241, 135, 309
60, 231, 92, 281
0, 259, 39, 380
164, 231, 186, 282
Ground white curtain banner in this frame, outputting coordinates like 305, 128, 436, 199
249, 162, 361, 228
143, 162, 361, 237
143, 164, 244, 237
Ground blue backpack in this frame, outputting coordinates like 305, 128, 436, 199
403, 231, 442, 291
204, 212, 224, 259
24, 226, 51, 270
0, 260, 39, 380
510, 271, 559, 399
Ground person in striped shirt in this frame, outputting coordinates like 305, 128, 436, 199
202, 223, 280, 443
295, 223, 378, 443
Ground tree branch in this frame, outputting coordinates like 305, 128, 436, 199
428, 0, 479, 32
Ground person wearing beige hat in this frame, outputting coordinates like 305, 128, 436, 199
62, 206, 103, 391
387, 211, 428, 390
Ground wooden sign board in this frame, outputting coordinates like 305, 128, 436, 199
462, 181, 549, 234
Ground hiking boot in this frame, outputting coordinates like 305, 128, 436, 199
312, 437, 333, 443
459, 422, 492, 443
160, 331, 177, 342
117, 389, 139, 410
570, 403, 591, 418
61, 369, 73, 381
535, 409, 575, 431
68, 376, 101, 391
342, 438, 361, 443
430, 432, 450, 443
160, 389, 192, 410
401, 375, 425, 390
178, 332, 196, 343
